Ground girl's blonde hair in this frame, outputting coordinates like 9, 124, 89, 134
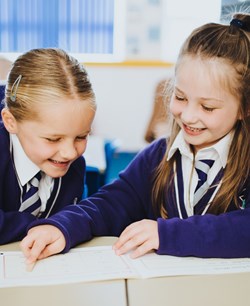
153, 13, 250, 218
4, 48, 96, 121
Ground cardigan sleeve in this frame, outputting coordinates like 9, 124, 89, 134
157, 206, 250, 258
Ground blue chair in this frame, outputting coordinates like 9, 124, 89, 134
104, 150, 138, 184
83, 139, 121, 198
83, 166, 101, 198
101, 139, 120, 185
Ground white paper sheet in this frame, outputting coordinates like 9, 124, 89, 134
1, 246, 250, 288
131, 252, 250, 278
0, 246, 135, 288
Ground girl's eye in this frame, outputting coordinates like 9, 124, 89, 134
202, 105, 215, 112
76, 135, 88, 141
175, 94, 186, 101
46, 138, 60, 143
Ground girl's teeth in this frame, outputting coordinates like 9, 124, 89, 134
188, 126, 201, 132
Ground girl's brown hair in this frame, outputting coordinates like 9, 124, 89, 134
153, 13, 250, 218
4, 48, 96, 121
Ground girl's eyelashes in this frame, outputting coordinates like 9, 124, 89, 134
45, 137, 61, 143
44, 135, 89, 143
76, 135, 88, 141
202, 105, 215, 112
175, 94, 186, 101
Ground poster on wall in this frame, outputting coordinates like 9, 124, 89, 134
125, 0, 222, 63
126, 0, 163, 61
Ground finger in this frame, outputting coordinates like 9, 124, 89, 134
115, 233, 147, 256
113, 222, 141, 250
25, 239, 49, 263
25, 261, 36, 272
20, 237, 35, 258
37, 238, 65, 260
130, 241, 153, 259
113, 231, 135, 252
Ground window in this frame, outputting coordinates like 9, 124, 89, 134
0, 0, 125, 62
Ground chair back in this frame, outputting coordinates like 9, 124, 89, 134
83, 166, 101, 198
101, 139, 120, 185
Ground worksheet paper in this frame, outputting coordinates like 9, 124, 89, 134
1, 245, 250, 288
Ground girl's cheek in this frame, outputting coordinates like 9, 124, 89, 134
169, 102, 180, 117
77, 141, 88, 156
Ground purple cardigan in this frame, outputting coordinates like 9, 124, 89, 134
28, 138, 250, 258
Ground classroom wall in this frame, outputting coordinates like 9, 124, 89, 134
85, 0, 221, 152
87, 64, 174, 152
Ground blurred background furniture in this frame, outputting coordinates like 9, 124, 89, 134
84, 137, 121, 197
84, 137, 138, 197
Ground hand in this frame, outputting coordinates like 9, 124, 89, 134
113, 219, 159, 259
20, 225, 66, 264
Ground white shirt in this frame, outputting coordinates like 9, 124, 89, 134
167, 130, 233, 216
10, 134, 54, 213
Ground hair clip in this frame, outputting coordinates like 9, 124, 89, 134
10, 75, 22, 102
230, 18, 249, 32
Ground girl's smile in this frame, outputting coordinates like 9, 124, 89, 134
183, 124, 206, 136
48, 159, 71, 169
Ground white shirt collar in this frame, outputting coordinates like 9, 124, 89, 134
167, 130, 233, 168
10, 134, 40, 186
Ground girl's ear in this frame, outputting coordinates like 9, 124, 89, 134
1, 108, 18, 133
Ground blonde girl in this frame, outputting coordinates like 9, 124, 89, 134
0, 48, 96, 244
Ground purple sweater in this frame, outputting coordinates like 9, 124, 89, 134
29, 138, 250, 258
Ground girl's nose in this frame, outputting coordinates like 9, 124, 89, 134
181, 104, 198, 124
60, 142, 78, 160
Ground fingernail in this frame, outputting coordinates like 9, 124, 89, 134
115, 249, 121, 256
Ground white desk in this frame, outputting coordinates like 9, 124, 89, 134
127, 272, 250, 306
0, 237, 127, 306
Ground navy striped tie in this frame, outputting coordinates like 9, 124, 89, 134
194, 159, 214, 205
19, 172, 42, 216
